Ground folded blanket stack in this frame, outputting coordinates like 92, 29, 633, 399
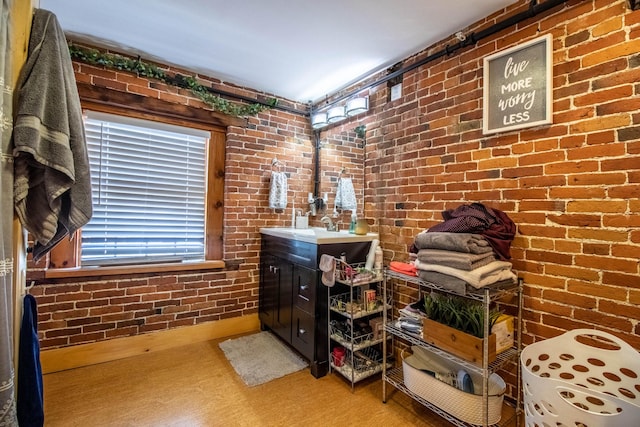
412, 231, 516, 294
426, 202, 516, 260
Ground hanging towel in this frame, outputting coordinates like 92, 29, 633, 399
319, 254, 336, 287
12, 9, 93, 262
335, 177, 357, 211
17, 295, 44, 427
268, 171, 288, 209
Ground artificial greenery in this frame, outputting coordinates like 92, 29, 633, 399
68, 44, 277, 117
424, 292, 502, 338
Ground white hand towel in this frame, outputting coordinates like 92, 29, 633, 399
335, 177, 357, 211
269, 171, 288, 209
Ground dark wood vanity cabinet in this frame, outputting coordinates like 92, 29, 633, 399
259, 252, 293, 341
259, 233, 372, 378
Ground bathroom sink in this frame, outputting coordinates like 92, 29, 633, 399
260, 227, 378, 244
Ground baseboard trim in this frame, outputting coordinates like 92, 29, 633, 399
40, 314, 260, 374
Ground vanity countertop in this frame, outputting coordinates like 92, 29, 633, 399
260, 227, 378, 244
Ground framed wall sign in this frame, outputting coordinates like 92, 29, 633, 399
483, 34, 553, 135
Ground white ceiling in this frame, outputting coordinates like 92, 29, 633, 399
40, 0, 516, 103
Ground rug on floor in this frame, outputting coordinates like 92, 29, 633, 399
218, 331, 308, 387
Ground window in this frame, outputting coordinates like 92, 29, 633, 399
46, 104, 226, 275
82, 111, 210, 266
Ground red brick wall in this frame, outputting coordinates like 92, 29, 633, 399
30, 56, 305, 349
333, 0, 640, 349
29, 45, 364, 349
30, 0, 640, 354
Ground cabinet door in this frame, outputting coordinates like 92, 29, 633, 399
258, 253, 293, 343
259, 254, 278, 330
273, 259, 293, 342
259, 254, 292, 339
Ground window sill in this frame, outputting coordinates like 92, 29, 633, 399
43, 260, 226, 279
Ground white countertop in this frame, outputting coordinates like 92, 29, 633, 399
260, 227, 378, 244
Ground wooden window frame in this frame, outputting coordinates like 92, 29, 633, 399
44, 85, 243, 278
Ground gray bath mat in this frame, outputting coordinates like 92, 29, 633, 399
219, 331, 308, 387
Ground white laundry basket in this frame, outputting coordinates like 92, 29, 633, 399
521, 329, 640, 427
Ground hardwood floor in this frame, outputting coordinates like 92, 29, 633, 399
43, 334, 515, 426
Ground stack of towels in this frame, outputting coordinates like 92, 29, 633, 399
410, 203, 517, 294
412, 232, 516, 294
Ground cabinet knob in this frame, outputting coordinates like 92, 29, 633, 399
299, 328, 306, 335
270, 265, 279, 273
300, 284, 308, 291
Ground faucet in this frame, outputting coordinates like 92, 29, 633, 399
320, 215, 339, 231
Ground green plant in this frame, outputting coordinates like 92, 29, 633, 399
423, 292, 502, 338
68, 44, 277, 117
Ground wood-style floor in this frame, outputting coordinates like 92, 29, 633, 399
43, 334, 516, 427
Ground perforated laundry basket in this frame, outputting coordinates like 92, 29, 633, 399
521, 329, 640, 427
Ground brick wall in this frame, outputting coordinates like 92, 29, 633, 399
30, 44, 364, 349
29, 55, 310, 349
338, 0, 640, 348
30, 0, 640, 354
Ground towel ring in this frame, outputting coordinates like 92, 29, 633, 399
271, 158, 283, 171
339, 167, 351, 178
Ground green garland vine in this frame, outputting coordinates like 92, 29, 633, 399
68, 44, 277, 117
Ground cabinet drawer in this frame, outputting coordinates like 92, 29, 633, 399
291, 306, 315, 361
293, 265, 316, 313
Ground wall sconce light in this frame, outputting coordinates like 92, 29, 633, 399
310, 95, 369, 129
346, 97, 368, 116
311, 112, 327, 129
326, 105, 346, 123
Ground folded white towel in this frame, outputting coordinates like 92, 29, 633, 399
335, 177, 357, 211
269, 171, 287, 209
414, 259, 516, 289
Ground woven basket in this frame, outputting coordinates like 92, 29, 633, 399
402, 346, 505, 425
521, 329, 640, 427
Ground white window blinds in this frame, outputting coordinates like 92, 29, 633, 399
82, 111, 209, 266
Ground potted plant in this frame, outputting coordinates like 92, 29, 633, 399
422, 292, 502, 364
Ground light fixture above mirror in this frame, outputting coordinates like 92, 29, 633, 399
346, 97, 368, 116
311, 112, 327, 129
326, 105, 346, 123
311, 95, 368, 130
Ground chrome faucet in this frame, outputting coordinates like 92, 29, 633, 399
320, 215, 339, 231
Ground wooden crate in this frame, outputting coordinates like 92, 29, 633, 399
422, 319, 496, 365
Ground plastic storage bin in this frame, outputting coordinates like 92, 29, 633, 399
402, 346, 506, 425
521, 329, 640, 427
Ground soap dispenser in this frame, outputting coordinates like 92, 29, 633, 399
349, 212, 357, 233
